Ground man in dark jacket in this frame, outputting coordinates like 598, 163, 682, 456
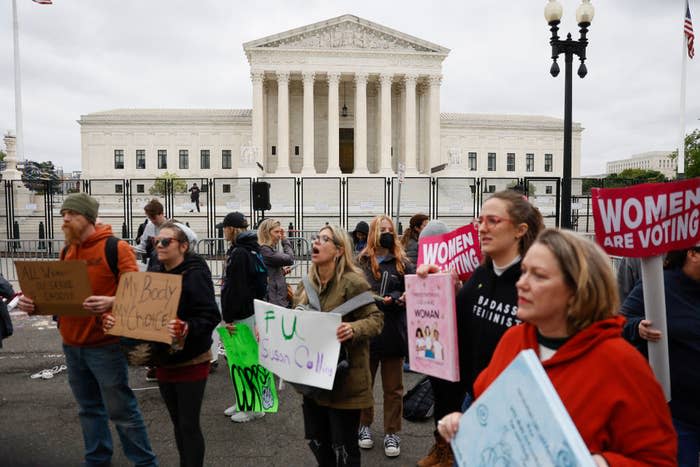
217, 211, 266, 423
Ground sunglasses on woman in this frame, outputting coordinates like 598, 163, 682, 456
154, 237, 179, 248
311, 233, 339, 246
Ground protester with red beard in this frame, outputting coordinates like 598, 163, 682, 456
18, 193, 158, 467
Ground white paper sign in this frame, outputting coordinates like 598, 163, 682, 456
254, 299, 341, 390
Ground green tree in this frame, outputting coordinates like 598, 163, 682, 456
20, 160, 61, 194
669, 129, 700, 178
0, 149, 6, 161
149, 171, 187, 196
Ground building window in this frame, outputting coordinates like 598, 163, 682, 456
222, 184, 231, 193
200, 150, 210, 169
544, 153, 553, 172
488, 185, 496, 193
526, 153, 534, 172
295, 146, 300, 156
545, 185, 553, 195
136, 184, 145, 193
506, 153, 515, 172
222, 150, 232, 169
179, 150, 189, 169
136, 149, 146, 169
114, 150, 124, 169
158, 150, 167, 169
487, 153, 496, 171
115, 184, 123, 194
271, 145, 277, 156
468, 152, 477, 171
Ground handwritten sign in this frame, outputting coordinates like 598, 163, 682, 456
592, 178, 700, 257
254, 299, 341, 390
405, 274, 460, 381
15, 260, 92, 316
217, 325, 278, 413
417, 224, 482, 281
107, 272, 182, 344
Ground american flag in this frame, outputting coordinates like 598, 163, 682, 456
686, 1, 695, 59
32, 0, 53, 4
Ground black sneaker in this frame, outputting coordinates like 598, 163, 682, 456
145, 367, 157, 382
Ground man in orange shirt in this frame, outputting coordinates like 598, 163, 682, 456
18, 193, 158, 467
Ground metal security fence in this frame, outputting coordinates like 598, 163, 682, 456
2, 175, 679, 245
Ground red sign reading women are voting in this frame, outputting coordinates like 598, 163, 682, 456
591, 178, 700, 257
417, 224, 482, 281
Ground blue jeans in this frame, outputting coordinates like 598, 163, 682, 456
63, 343, 158, 467
674, 418, 700, 467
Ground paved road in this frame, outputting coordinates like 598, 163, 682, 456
0, 312, 434, 466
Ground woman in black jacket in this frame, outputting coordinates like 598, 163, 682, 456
356, 215, 415, 458
104, 222, 219, 467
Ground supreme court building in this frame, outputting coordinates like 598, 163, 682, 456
79, 14, 582, 185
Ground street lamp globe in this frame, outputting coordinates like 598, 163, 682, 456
544, 0, 563, 24
576, 0, 595, 25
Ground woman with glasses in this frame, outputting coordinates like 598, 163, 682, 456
257, 218, 295, 307
621, 244, 700, 467
355, 215, 415, 458
103, 222, 220, 467
437, 230, 676, 466
416, 190, 544, 467
295, 225, 383, 467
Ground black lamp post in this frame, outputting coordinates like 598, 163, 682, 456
545, 0, 594, 229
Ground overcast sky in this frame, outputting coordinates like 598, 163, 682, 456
1, 0, 699, 175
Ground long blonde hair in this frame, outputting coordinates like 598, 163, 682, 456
257, 218, 281, 247
298, 225, 362, 304
358, 215, 409, 280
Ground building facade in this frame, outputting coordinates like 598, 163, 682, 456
79, 14, 582, 185
606, 150, 676, 179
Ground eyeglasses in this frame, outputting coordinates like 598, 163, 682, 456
473, 215, 512, 229
154, 237, 178, 248
312, 234, 339, 246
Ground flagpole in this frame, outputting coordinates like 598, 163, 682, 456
678, 0, 688, 178
12, 0, 25, 162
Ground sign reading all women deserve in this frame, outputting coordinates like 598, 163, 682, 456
592, 178, 700, 257
254, 300, 342, 390
417, 224, 482, 281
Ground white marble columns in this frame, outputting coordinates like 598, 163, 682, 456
378, 73, 393, 174
426, 74, 442, 174
326, 72, 341, 175
251, 72, 265, 170
276, 71, 290, 172
354, 72, 368, 174
301, 72, 315, 175
403, 74, 417, 172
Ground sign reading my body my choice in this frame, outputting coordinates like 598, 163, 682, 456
107, 272, 182, 344
254, 299, 341, 390
417, 224, 482, 282
592, 178, 700, 257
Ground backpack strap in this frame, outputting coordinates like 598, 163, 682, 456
302, 276, 322, 311
301, 276, 374, 317
59, 245, 68, 260
105, 236, 120, 281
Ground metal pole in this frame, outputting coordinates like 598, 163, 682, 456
12, 0, 25, 161
561, 50, 573, 229
640, 256, 671, 400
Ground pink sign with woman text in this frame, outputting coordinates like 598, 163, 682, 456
405, 273, 459, 382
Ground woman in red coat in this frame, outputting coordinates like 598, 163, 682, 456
437, 229, 676, 466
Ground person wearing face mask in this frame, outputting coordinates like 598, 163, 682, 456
356, 215, 415, 458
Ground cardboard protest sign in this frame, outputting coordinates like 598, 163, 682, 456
592, 178, 700, 257
15, 260, 92, 316
107, 272, 181, 344
254, 299, 341, 390
417, 224, 482, 281
217, 325, 278, 413
405, 273, 459, 381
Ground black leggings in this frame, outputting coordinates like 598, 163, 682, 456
302, 397, 361, 467
158, 378, 208, 467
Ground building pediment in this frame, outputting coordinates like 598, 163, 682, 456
244, 14, 449, 55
